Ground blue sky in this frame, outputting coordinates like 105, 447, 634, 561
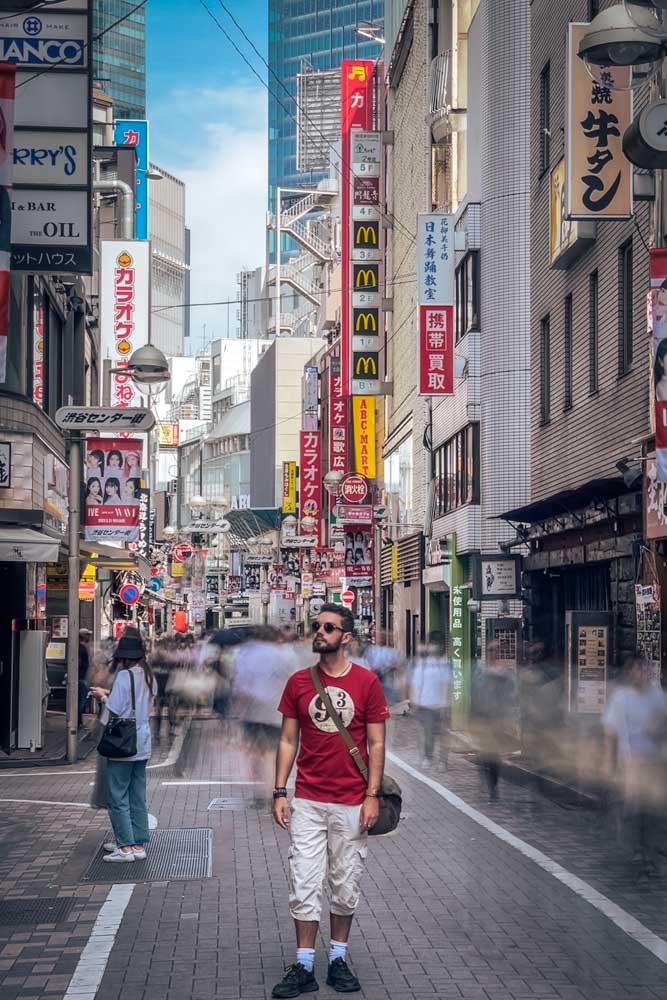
146, 0, 269, 348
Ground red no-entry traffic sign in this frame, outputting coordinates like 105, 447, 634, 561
340, 589, 355, 606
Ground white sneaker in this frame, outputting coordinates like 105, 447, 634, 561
102, 848, 135, 863
133, 847, 147, 860
103, 841, 117, 853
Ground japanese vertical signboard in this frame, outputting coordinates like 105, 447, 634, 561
329, 358, 348, 475
449, 534, 470, 730
299, 431, 321, 534
352, 396, 376, 480
651, 249, 667, 480
350, 130, 383, 395
417, 214, 455, 395
282, 460, 297, 514
84, 438, 142, 542
340, 59, 375, 396
1, 3, 93, 274
32, 287, 44, 407
100, 240, 150, 413
0, 64, 14, 384
566, 23, 632, 221
114, 120, 148, 239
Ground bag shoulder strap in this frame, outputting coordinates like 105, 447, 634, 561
310, 665, 369, 782
128, 667, 136, 715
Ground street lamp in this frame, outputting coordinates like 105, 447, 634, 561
189, 495, 208, 511
323, 470, 344, 495
163, 525, 177, 540
125, 344, 171, 389
579, 4, 666, 88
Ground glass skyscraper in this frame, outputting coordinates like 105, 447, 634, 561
268, 1, 383, 211
93, 0, 146, 120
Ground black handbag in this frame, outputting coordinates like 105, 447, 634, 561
309, 666, 402, 836
97, 669, 138, 759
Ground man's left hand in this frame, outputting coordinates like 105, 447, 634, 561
360, 795, 380, 831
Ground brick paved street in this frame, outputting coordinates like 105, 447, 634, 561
1, 717, 667, 1000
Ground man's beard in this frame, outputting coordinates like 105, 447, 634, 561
312, 635, 342, 654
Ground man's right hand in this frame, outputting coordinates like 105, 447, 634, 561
272, 797, 290, 829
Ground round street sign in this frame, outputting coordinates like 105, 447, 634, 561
340, 474, 369, 505
119, 583, 141, 606
172, 542, 193, 563
340, 589, 355, 606
149, 577, 162, 593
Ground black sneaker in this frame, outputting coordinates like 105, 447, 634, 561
271, 963, 319, 998
326, 958, 361, 993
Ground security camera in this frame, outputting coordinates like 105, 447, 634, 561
579, 5, 666, 81
373, 505, 388, 523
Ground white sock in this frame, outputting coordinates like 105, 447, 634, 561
329, 940, 348, 963
296, 947, 315, 972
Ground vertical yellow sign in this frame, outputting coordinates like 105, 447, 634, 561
282, 461, 297, 514
352, 396, 376, 480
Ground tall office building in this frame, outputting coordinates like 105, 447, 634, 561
268, 1, 383, 212
93, 0, 146, 119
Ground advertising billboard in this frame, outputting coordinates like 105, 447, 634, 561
417, 214, 455, 396
3, 2, 93, 274
84, 438, 143, 542
114, 119, 149, 239
100, 240, 151, 413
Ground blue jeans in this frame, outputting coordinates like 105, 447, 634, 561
106, 759, 148, 848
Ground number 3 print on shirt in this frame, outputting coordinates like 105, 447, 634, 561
309, 687, 355, 733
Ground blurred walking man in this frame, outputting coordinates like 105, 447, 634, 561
271, 604, 390, 997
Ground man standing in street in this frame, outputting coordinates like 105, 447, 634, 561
271, 604, 390, 997
78, 628, 92, 731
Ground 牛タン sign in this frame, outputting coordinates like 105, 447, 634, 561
55, 406, 155, 432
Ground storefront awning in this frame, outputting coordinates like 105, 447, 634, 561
80, 542, 152, 582
0, 527, 60, 563
498, 477, 631, 524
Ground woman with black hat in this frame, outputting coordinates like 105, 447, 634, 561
90, 628, 157, 863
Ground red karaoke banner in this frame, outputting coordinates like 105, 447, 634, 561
299, 430, 322, 534
341, 59, 374, 396
329, 359, 348, 474
0, 64, 15, 385
419, 305, 454, 395
84, 438, 143, 542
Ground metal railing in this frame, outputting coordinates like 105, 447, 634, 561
429, 51, 451, 117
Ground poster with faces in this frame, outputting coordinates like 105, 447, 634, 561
84, 438, 143, 542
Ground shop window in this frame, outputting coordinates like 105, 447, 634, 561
1, 274, 28, 396
564, 294, 573, 411
540, 314, 551, 424
433, 424, 479, 519
539, 62, 551, 176
589, 270, 598, 394
618, 239, 633, 376
455, 251, 480, 342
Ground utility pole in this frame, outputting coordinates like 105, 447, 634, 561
65, 432, 82, 764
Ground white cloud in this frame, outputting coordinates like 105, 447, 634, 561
152, 86, 268, 351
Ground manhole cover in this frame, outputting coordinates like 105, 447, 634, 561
0, 897, 75, 926
208, 797, 248, 811
82, 828, 212, 883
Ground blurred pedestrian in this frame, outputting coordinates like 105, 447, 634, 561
78, 628, 92, 731
409, 641, 451, 768
473, 640, 517, 800
603, 656, 667, 877
90, 628, 157, 863
271, 604, 390, 998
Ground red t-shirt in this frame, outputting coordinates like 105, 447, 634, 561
278, 662, 390, 805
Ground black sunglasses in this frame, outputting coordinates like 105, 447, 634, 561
311, 621, 344, 635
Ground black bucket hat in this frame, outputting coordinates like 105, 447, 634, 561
114, 629, 145, 661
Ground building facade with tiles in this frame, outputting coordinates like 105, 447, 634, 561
512, 0, 652, 676
381, 0, 531, 717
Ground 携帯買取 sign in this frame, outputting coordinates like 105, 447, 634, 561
3, 3, 92, 275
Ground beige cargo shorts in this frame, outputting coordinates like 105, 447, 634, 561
287, 797, 369, 923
